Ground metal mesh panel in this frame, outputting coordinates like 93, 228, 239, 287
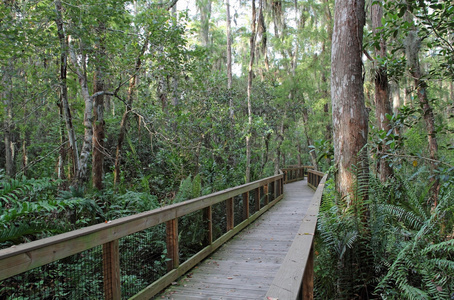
212, 201, 226, 241
179, 211, 207, 264
234, 195, 243, 226
119, 224, 167, 299
249, 189, 257, 216
260, 186, 266, 208
0, 246, 104, 299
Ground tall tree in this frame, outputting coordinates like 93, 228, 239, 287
372, 0, 394, 182
331, 0, 368, 200
404, 6, 439, 206
246, 0, 257, 182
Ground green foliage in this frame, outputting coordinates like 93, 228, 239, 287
315, 173, 454, 299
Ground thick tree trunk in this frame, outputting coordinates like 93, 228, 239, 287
372, 1, 394, 182
198, 0, 212, 46
331, 0, 368, 201
246, 0, 257, 183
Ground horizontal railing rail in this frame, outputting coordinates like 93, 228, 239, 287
281, 166, 312, 184
265, 172, 328, 300
1, 171, 291, 299
307, 169, 325, 190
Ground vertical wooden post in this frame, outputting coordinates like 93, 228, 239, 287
284, 170, 288, 183
302, 242, 314, 300
103, 240, 121, 300
166, 218, 179, 272
226, 197, 234, 231
255, 187, 260, 211
242, 191, 249, 220
281, 178, 284, 196
204, 206, 212, 245
264, 185, 269, 205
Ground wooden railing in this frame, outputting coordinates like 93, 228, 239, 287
307, 169, 325, 190
0, 166, 311, 299
281, 165, 313, 183
266, 170, 328, 300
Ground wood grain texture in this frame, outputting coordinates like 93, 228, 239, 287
266, 174, 327, 300
159, 180, 315, 300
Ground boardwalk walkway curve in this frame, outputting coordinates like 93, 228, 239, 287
159, 180, 315, 299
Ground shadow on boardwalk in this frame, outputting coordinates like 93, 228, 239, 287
159, 180, 315, 299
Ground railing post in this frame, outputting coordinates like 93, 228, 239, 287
243, 191, 249, 220
255, 187, 261, 211
264, 184, 269, 205
166, 218, 179, 271
204, 206, 212, 245
103, 240, 121, 300
301, 241, 315, 300
226, 197, 234, 231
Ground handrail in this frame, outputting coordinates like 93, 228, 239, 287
265, 171, 328, 300
0, 166, 310, 299
0, 166, 313, 299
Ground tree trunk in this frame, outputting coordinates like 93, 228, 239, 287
2, 63, 15, 177
226, 0, 233, 120
372, 1, 394, 182
405, 10, 439, 206
114, 38, 149, 185
331, 0, 368, 202
55, 0, 80, 180
92, 22, 106, 190
198, 0, 212, 46
246, 0, 257, 183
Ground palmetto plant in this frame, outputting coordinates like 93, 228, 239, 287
315, 171, 454, 299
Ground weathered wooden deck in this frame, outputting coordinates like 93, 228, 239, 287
159, 179, 315, 299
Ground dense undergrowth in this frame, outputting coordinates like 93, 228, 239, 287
315, 172, 454, 299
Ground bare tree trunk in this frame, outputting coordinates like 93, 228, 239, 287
405, 9, 439, 206
226, 0, 233, 120
2, 66, 15, 177
198, 0, 212, 46
331, 0, 368, 202
246, 0, 257, 183
372, 1, 394, 182
114, 38, 149, 185
55, 0, 81, 180
92, 22, 106, 190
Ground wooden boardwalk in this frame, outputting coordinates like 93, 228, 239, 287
159, 180, 315, 299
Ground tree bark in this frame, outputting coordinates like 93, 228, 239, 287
226, 0, 233, 120
55, 0, 79, 178
372, 1, 394, 182
198, 0, 212, 46
2, 64, 15, 177
92, 22, 106, 190
246, 0, 257, 183
331, 0, 368, 202
114, 37, 149, 185
405, 9, 439, 206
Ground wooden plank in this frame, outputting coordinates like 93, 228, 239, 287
203, 206, 212, 245
166, 219, 179, 271
0, 173, 283, 281
302, 242, 314, 300
131, 193, 286, 300
102, 239, 121, 300
156, 182, 312, 299
265, 174, 327, 300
